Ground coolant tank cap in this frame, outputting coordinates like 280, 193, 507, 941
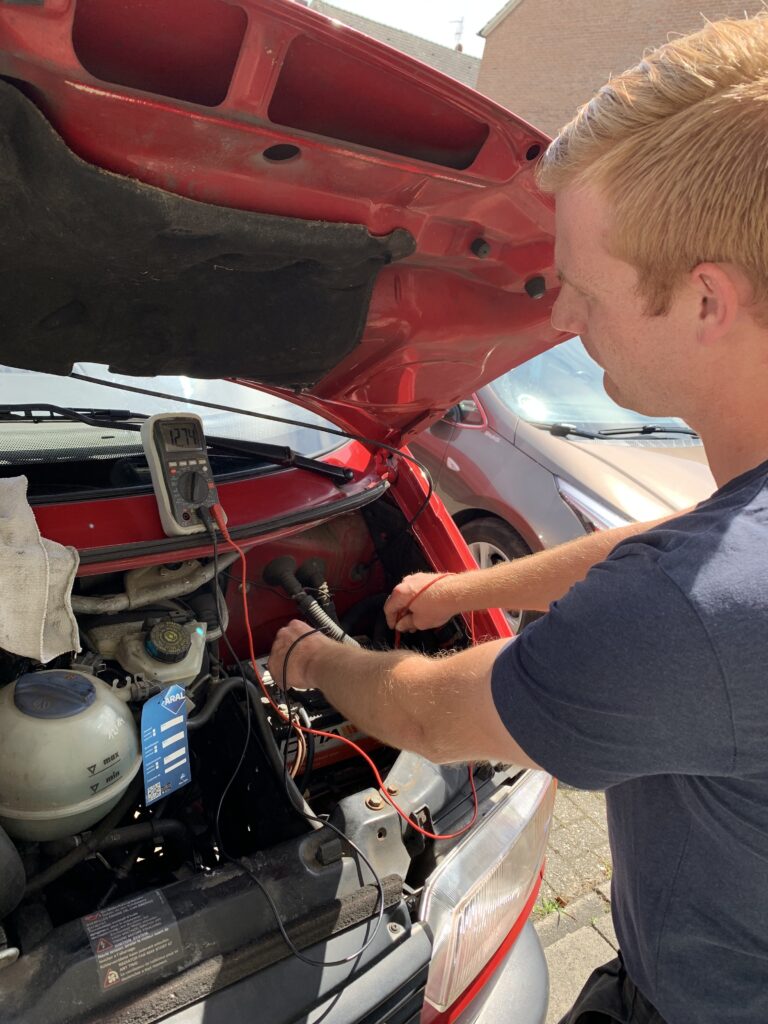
145, 621, 192, 664
14, 671, 96, 719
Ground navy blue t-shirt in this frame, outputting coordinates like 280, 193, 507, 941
491, 459, 768, 1024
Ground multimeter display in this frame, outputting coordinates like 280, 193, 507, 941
141, 413, 222, 537
159, 421, 204, 453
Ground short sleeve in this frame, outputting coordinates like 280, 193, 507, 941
491, 550, 737, 789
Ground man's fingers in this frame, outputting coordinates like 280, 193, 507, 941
394, 611, 415, 632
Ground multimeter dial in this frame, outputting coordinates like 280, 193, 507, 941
140, 413, 223, 536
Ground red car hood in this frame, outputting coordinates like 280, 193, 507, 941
0, 0, 561, 446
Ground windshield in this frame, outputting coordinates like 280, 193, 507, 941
489, 337, 690, 433
0, 364, 342, 457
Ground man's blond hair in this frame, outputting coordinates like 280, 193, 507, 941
538, 14, 768, 318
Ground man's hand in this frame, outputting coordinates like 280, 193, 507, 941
384, 572, 457, 632
268, 620, 336, 690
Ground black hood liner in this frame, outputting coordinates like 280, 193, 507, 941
0, 79, 415, 385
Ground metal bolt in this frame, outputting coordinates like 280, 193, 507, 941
365, 792, 384, 810
386, 784, 399, 796
388, 922, 403, 935
470, 237, 491, 259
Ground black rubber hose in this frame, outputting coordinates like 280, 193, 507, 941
263, 556, 357, 645
95, 820, 187, 852
25, 776, 142, 897
187, 676, 250, 731
296, 558, 341, 625
0, 824, 25, 920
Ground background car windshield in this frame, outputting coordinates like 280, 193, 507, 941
0, 364, 342, 457
490, 337, 689, 432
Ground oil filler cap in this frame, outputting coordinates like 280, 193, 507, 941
145, 621, 192, 664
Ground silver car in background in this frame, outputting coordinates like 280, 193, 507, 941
412, 337, 715, 628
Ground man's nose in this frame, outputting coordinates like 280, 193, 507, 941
551, 288, 585, 335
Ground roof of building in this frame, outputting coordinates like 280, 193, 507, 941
309, 1, 481, 88
479, 0, 525, 38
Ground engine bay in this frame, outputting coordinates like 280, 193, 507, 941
0, 485, 494, 1024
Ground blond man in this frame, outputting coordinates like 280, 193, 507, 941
270, 14, 768, 1023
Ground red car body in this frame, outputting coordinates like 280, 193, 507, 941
0, 3, 561, 1023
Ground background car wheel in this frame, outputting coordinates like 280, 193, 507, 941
459, 517, 540, 632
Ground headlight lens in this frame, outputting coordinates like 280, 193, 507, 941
556, 478, 632, 532
419, 770, 556, 1014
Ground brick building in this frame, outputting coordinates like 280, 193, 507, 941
477, 1, 768, 135
307, 1, 480, 88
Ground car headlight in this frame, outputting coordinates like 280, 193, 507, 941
556, 478, 632, 532
419, 770, 556, 1019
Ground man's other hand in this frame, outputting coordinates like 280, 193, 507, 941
384, 572, 456, 633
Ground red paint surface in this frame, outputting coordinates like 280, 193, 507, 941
0, 0, 562, 444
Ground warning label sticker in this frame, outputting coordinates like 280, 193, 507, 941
82, 890, 183, 992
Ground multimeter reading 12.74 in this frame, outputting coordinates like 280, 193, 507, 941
141, 413, 222, 536
159, 422, 205, 453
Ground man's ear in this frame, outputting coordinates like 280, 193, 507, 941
688, 262, 745, 343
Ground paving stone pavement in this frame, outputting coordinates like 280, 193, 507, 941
532, 785, 615, 1024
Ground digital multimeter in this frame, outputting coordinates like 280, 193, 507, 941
140, 413, 221, 536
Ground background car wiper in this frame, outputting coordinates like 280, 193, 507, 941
596, 424, 699, 438
538, 421, 699, 440
0, 404, 353, 482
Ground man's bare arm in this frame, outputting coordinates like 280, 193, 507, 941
385, 513, 683, 631
269, 625, 539, 768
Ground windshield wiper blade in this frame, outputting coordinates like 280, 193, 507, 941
0, 404, 353, 483
0, 404, 141, 426
596, 424, 699, 438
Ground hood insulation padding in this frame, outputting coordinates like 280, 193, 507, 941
0, 79, 415, 386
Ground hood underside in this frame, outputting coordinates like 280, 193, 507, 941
0, 0, 562, 444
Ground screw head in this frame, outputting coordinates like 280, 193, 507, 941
386, 784, 399, 796
470, 237, 491, 259
365, 792, 384, 810
388, 922, 403, 935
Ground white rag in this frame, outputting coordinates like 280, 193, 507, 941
0, 476, 80, 662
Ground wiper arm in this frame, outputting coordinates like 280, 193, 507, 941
538, 422, 601, 439
203, 435, 354, 483
0, 404, 353, 483
596, 424, 699, 438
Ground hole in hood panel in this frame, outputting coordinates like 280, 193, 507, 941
72, 0, 247, 108
269, 34, 490, 170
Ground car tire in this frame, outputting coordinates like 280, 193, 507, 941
460, 517, 540, 632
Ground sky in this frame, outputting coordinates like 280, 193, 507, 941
317, 1, 507, 57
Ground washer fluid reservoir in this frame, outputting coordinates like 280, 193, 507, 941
0, 670, 142, 841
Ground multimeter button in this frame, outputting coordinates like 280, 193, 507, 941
179, 460, 188, 467
168, 461, 178, 468
170, 468, 177, 475
201, 465, 209, 473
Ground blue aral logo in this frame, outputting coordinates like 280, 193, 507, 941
160, 685, 185, 717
